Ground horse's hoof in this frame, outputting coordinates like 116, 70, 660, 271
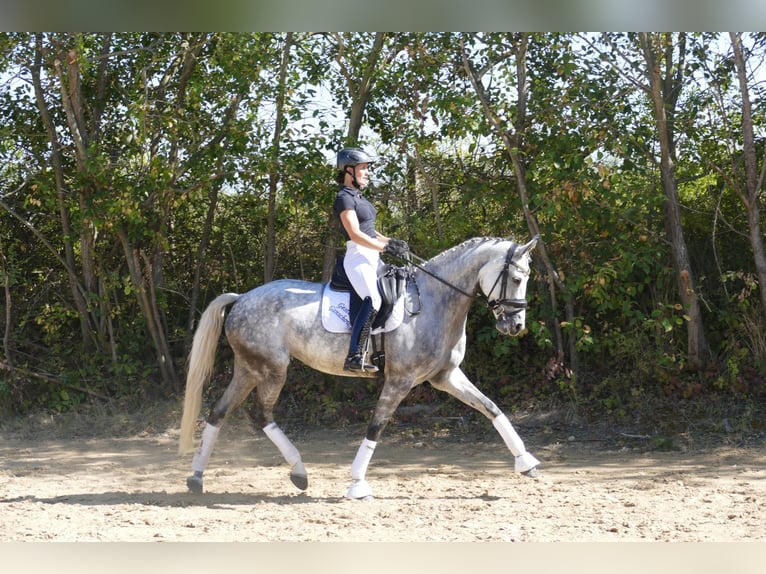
289, 461, 308, 491
346, 479, 374, 500
521, 466, 539, 478
515, 452, 541, 474
186, 474, 204, 494
290, 472, 308, 491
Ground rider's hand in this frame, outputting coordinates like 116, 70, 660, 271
384, 238, 409, 258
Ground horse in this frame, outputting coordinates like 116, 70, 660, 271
179, 235, 540, 500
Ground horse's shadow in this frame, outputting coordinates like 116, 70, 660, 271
0, 490, 345, 509
0, 489, 486, 508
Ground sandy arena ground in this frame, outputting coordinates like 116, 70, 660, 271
2, 410, 764, 543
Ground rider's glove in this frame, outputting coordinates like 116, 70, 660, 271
384, 238, 410, 258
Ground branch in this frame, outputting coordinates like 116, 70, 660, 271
579, 32, 649, 94
0, 196, 89, 301
460, 37, 570, 293
0, 361, 111, 402
333, 33, 357, 100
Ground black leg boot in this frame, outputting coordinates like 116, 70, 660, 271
344, 297, 378, 373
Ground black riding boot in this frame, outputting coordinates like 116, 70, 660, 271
344, 297, 378, 373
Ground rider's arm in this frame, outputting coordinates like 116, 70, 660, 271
339, 209, 388, 252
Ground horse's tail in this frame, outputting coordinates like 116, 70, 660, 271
178, 292, 241, 454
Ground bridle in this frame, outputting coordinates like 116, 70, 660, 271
483, 243, 530, 320
402, 242, 530, 319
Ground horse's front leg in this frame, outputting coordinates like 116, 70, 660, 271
346, 376, 413, 500
429, 367, 540, 476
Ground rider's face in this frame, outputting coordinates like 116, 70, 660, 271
354, 163, 370, 187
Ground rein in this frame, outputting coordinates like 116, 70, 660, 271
405, 252, 475, 299
400, 243, 529, 317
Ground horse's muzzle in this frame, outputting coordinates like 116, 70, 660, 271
495, 318, 526, 336
489, 298, 527, 337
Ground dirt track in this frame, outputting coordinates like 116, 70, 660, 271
1, 411, 764, 542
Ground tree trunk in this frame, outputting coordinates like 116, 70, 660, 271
265, 33, 295, 283
639, 32, 709, 370
323, 32, 388, 280
32, 34, 97, 350
343, 32, 386, 141
0, 239, 12, 366
730, 32, 766, 315
117, 228, 179, 388
461, 34, 575, 378
53, 39, 106, 346
187, 184, 221, 347
412, 147, 443, 241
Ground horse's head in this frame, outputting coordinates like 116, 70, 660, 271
478, 236, 538, 336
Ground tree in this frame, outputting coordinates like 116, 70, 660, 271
319, 32, 403, 280
263, 33, 294, 283
729, 32, 766, 315
460, 33, 577, 376
636, 32, 709, 370
3, 31, 765, 415
29, 33, 99, 352
2, 33, 270, 391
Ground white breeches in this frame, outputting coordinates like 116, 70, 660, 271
344, 241, 382, 310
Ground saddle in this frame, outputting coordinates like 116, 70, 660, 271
330, 255, 408, 330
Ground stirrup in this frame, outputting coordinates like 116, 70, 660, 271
344, 353, 379, 373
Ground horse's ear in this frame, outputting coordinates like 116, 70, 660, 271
518, 235, 539, 255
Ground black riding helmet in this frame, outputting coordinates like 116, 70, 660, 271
337, 147, 374, 170
336, 147, 374, 188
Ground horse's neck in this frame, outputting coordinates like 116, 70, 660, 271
427, 238, 500, 290
419, 239, 502, 312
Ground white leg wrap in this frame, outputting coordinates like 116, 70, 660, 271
263, 422, 302, 468
192, 423, 220, 473
514, 452, 540, 473
346, 479, 374, 500
492, 414, 540, 472
493, 414, 525, 456
350, 438, 377, 481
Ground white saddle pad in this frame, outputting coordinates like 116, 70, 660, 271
320, 284, 404, 334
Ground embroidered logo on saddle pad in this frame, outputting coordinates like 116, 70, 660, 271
320, 284, 404, 334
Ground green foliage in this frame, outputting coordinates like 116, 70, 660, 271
1, 32, 765, 423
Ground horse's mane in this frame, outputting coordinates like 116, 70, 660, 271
426, 237, 509, 266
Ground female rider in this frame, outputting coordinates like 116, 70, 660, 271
333, 147, 408, 372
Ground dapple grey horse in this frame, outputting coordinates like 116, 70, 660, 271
179, 236, 540, 499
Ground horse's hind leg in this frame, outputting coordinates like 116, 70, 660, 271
187, 424, 221, 493
186, 360, 259, 494
249, 379, 308, 491
187, 351, 308, 494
